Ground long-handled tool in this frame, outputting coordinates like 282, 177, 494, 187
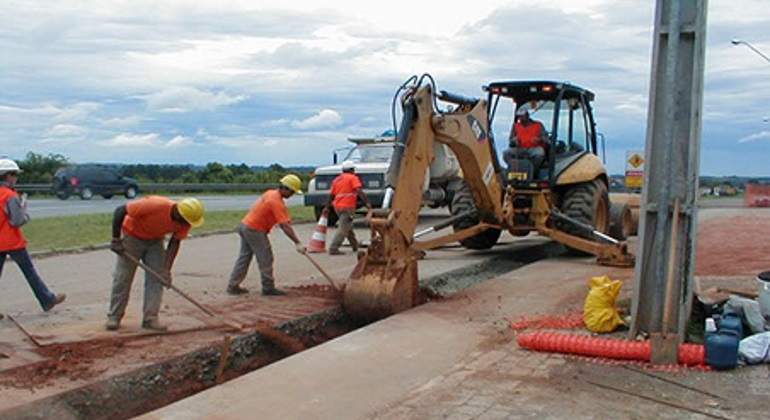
118, 251, 243, 331
7, 314, 42, 348
302, 252, 341, 293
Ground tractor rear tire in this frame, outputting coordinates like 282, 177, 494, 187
559, 179, 610, 255
609, 201, 632, 241
451, 182, 501, 250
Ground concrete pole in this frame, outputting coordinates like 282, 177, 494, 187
629, 0, 708, 364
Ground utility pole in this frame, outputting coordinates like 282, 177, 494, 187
629, 0, 708, 364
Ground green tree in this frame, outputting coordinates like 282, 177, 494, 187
17, 152, 69, 183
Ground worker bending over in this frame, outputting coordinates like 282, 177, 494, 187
0, 159, 66, 315
107, 196, 204, 331
226, 174, 306, 296
324, 161, 370, 255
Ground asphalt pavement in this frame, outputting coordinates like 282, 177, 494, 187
27, 194, 304, 218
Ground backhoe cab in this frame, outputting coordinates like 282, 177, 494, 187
343, 75, 634, 321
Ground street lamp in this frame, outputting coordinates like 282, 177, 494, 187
731, 38, 770, 63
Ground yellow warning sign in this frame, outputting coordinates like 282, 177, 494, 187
625, 150, 644, 190
627, 153, 644, 168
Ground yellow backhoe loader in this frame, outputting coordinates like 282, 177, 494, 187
344, 75, 634, 321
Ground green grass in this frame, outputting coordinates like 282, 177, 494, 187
23, 206, 316, 253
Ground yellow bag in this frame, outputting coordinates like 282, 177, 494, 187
583, 275, 624, 333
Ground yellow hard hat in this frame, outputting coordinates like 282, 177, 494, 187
177, 198, 205, 228
279, 174, 303, 194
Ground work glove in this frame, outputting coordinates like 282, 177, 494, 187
110, 238, 125, 254
295, 243, 307, 255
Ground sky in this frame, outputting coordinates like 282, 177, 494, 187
1, 0, 769, 176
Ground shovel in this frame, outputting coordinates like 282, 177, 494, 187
116, 251, 244, 331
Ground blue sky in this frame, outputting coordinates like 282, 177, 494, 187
1, 0, 769, 175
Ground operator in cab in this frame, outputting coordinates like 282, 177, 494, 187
503, 107, 548, 176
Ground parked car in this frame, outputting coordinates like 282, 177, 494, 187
52, 165, 139, 200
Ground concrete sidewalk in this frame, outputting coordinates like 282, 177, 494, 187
142, 258, 616, 420
144, 255, 765, 420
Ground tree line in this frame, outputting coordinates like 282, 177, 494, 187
14, 152, 313, 185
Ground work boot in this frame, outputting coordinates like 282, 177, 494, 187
328, 249, 345, 256
226, 285, 249, 295
141, 319, 168, 332
262, 288, 287, 296
43, 293, 66, 312
105, 318, 121, 331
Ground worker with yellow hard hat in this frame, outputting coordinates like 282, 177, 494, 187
226, 174, 306, 296
106, 195, 205, 331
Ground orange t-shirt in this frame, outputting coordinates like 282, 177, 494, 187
122, 196, 190, 241
331, 172, 362, 211
513, 122, 544, 148
242, 189, 290, 233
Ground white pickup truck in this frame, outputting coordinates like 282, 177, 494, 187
304, 134, 462, 223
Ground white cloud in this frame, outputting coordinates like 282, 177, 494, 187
739, 131, 770, 143
101, 116, 142, 128
291, 109, 343, 130
45, 124, 86, 137
166, 135, 193, 148
144, 87, 246, 113
104, 133, 160, 147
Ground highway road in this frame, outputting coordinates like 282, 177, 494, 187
27, 194, 304, 218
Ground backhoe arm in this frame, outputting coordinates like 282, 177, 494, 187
343, 79, 502, 321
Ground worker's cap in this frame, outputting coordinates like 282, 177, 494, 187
341, 160, 356, 171
176, 198, 205, 228
515, 107, 530, 117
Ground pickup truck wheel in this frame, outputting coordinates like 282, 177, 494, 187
79, 187, 94, 200
124, 186, 138, 199
451, 182, 501, 250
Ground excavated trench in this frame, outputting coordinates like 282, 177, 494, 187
2, 241, 564, 420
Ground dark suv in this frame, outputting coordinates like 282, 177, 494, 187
53, 165, 139, 200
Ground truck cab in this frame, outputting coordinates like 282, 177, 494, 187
305, 133, 461, 222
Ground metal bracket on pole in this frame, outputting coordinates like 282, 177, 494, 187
629, 0, 708, 364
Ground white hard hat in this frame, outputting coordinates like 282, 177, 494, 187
341, 160, 356, 171
0, 159, 21, 175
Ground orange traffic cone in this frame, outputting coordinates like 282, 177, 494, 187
307, 210, 328, 253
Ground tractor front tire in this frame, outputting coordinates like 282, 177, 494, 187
450, 183, 501, 250
559, 179, 610, 255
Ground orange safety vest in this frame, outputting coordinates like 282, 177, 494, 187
0, 186, 27, 252
513, 122, 543, 148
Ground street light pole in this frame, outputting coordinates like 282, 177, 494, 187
731, 39, 770, 63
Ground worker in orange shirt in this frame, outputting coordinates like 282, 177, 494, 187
226, 174, 306, 296
503, 107, 548, 174
324, 161, 371, 255
106, 196, 204, 331
0, 159, 66, 316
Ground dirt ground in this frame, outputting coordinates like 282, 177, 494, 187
696, 213, 770, 277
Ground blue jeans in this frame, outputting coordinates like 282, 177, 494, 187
0, 248, 56, 310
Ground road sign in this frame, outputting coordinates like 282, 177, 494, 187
625, 151, 644, 189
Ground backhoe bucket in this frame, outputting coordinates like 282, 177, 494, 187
343, 255, 418, 322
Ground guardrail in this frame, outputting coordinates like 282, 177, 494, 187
16, 183, 278, 194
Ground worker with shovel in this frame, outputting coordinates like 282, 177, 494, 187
106, 196, 204, 331
226, 174, 306, 296
0, 159, 66, 314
